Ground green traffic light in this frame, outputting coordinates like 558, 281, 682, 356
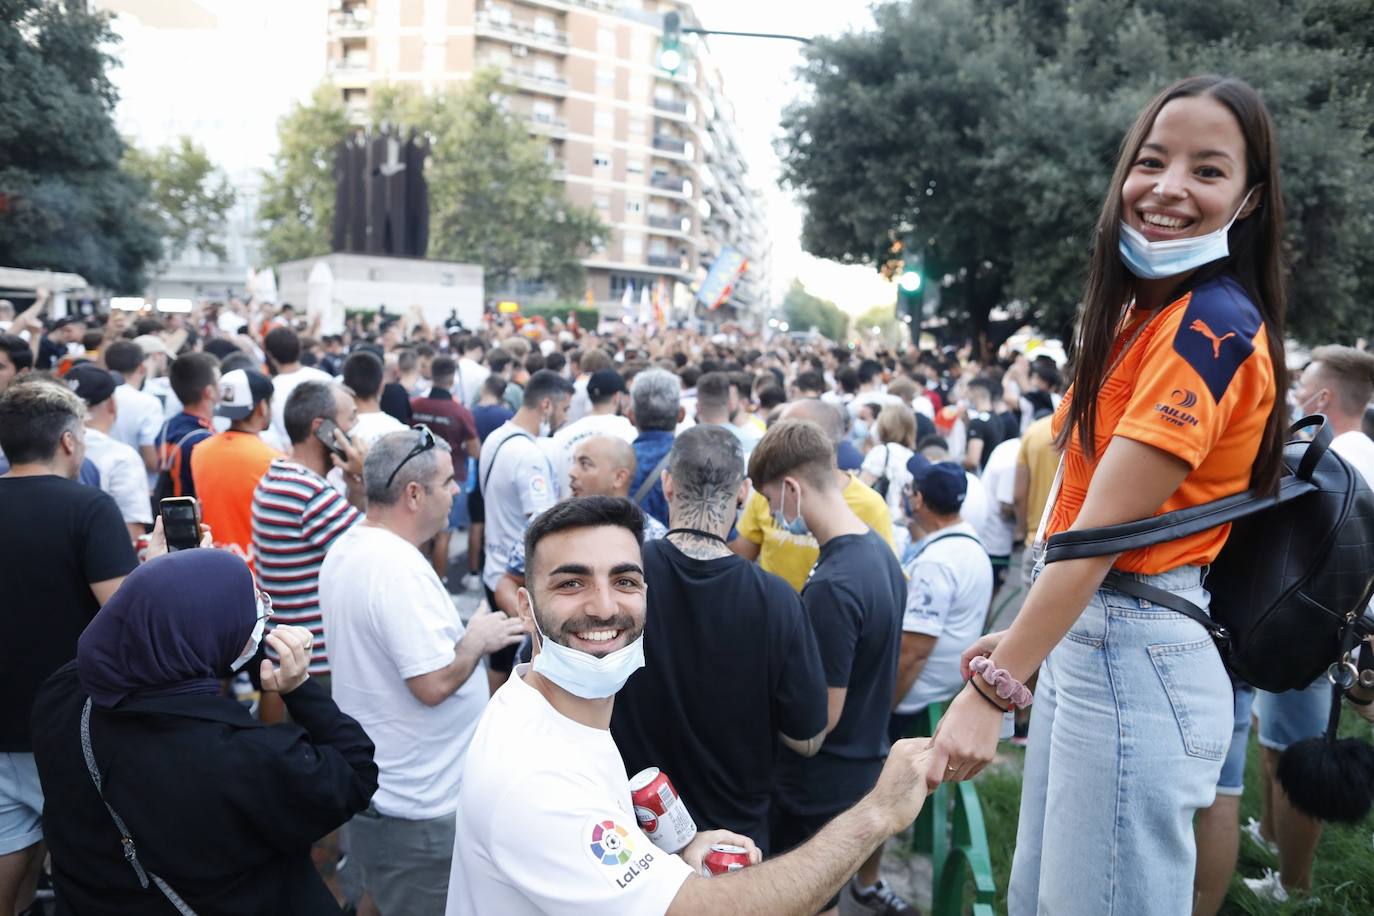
899, 270, 922, 292
660, 11, 682, 74
659, 47, 682, 72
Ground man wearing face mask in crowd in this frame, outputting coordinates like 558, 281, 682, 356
479, 369, 576, 693
447, 496, 935, 916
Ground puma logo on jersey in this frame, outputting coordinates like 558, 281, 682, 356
1189, 319, 1236, 358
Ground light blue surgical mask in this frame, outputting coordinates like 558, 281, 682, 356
772, 478, 811, 537
851, 420, 871, 442
526, 592, 645, 699
1118, 189, 1255, 280
230, 592, 273, 673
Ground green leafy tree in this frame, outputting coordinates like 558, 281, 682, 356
257, 84, 352, 265
855, 303, 902, 347
123, 136, 236, 267
0, 0, 161, 291
781, 0, 1374, 347
782, 280, 850, 342
258, 72, 605, 296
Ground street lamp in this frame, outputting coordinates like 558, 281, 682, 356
779, 322, 789, 332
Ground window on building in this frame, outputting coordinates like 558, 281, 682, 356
597, 65, 616, 88
625, 198, 643, 215
628, 75, 648, 101
595, 109, 615, 130
595, 194, 611, 211
488, 4, 511, 23
532, 100, 556, 122
627, 115, 645, 136
610, 273, 644, 297
597, 28, 616, 54
622, 234, 643, 258
593, 151, 612, 169
533, 58, 558, 79
534, 16, 556, 35
626, 160, 644, 175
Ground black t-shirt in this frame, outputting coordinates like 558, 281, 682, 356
1, 476, 137, 750
775, 528, 906, 815
916, 411, 936, 446
996, 409, 1020, 443
611, 540, 828, 854
966, 415, 1003, 471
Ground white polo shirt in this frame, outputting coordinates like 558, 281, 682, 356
447, 665, 693, 915
897, 522, 993, 714
319, 524, 488, 819
479, 424, 558, 592
83, 427, 152, 525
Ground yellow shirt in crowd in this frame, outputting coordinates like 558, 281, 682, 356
736, 474, 895, 592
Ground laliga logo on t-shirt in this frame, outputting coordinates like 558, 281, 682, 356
589, 820, 633, 866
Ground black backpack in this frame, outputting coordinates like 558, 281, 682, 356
1044, 416, 1374, 692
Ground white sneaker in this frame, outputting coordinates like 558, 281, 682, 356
460, 572, 482, 593
1242, 817, 1278, 857
1242, 869, 1289, 903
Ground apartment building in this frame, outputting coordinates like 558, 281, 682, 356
324, 0, 771, 319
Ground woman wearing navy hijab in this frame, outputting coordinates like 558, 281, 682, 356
30, 549, 378, 915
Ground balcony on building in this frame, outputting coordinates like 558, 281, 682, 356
498, 64, 569, 96
652, 94, 690, 118
647, 212, 691, 236
646, 253, 686, 270
524, 111, 569, 138
328, 8, 370, 36
649, 172, 688, 195
475, 12, 570, 55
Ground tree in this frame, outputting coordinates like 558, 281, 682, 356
123, 136, 236, 268
780, 0, 1374, 347
257, 84, 352, 266
782, 280, 850, 342
0, 0, 161, 291
258, 72, 606, 296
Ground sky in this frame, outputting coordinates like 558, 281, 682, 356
100, 0, 894, 315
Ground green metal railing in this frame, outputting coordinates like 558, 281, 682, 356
906, 701, 997, 916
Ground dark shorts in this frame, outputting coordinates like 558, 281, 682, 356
484, 584, 517, 673
467, 488, 485, 524
769, 805, 847, 909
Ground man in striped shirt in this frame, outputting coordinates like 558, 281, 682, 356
251, 380, 367, 697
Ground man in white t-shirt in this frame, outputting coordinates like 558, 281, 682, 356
454, 335, 491, 408
550, 369, 635, 491
341, 350, 407, 446
103, 340, 163, 481
480, 370, 575, 692
447, 496, 936, 916
320, 429, 524, 915
67, 365, 151, 540
264, 327, 332, 452
976, 435, 1021, 592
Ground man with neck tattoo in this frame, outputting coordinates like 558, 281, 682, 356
611, 426, 829, 854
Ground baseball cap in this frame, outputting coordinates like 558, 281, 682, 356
216, 368, 273, 420
65, 363, 117, 407
587, 369, 627, 401
134, 334, 169, 357
906, 454, 968, 515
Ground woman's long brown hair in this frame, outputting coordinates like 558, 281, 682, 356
1057, 75, 1289, 494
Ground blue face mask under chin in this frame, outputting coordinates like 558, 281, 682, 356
527, 595, 645, 699
773, 479, 810, 537
1118, 188, 1255, 280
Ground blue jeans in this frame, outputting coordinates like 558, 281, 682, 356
1254, 675, 1330, 752
1009, 566, 1232, 916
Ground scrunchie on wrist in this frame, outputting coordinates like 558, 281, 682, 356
969, 655, 1034, 709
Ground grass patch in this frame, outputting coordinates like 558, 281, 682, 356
971, 711, 1374, 914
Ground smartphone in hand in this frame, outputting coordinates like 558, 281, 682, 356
160, 497, 201, 552
314, 418, 350, 462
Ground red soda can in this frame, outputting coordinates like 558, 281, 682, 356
629, 767, 697, 853
701, 843, 752, 877
135, 534, 151, 563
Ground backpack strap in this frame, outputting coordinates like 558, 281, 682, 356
480, 429, 534, 495
1101, 571, 1224, 641
634, 451, 673, 506
909, 530, 984, 562
81, 699, 199, 915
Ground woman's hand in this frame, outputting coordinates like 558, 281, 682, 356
260, 626, 313, 694
679, 829, 762, 874
926, 683, 1005, 789
142, 516, 213, 562
960, 630, 1007, 680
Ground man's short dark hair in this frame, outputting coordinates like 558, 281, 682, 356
695, 371, 734, 413
104, 340, 146, 375
1031, 363, 1061, 391
525, 352, 547, 374
0, 378, 85, 464
545, 351, 566, 374
836, 366, 859, 395
342, 351, 385, 400
523, 369, 574, 408
396, 348, 418, 373
169, 352, 219, 407
757, 384, 786, 411
284, 381, 337, 445
794, 370, 825, 395
218, 352, 259, 375
0, 334, 34, 372
748, 419, 836, 490
968, 376, 1001, 401
483, 375, 508, 399
524, 496, 644, 581
459, 335, 485, 355
488, 349, 513, 374
264, 326, 302, 365
431, 356, 457, 387
679, 365, 701, 389
858, 359, 883, 385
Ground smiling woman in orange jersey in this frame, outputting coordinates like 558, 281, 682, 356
928, 76, 1289, 916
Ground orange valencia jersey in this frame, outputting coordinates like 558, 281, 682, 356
1048, 275, 1275, 574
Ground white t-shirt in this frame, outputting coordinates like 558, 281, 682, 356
350, 409, 408, 447
111, 384, 163, 453
83, 427, 153, 525
897, 522, 993, 714
456, 357, 491, 408
975, 438, 1020, 558
861, 442, 915, 523
446, 665, 694, 915
1332, 430, 1374, 489
480, 424, 558, 591
266, 366, 333, 452
550, 413, 637, 491
319, 524, 488, 819
960, 471, 989, 543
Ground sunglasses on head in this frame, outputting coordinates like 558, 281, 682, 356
385, 424, 437, 489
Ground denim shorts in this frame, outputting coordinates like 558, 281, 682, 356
1216, 684, 1254, 796
1010, 565, 1232, 916
0, 752, 44, 856
1254, 675, 1331, 752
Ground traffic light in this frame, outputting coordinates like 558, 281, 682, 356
897, 251, 924, 320
659, 12, 683, 73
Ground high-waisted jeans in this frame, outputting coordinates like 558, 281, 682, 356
1009, 565, 1232, 915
